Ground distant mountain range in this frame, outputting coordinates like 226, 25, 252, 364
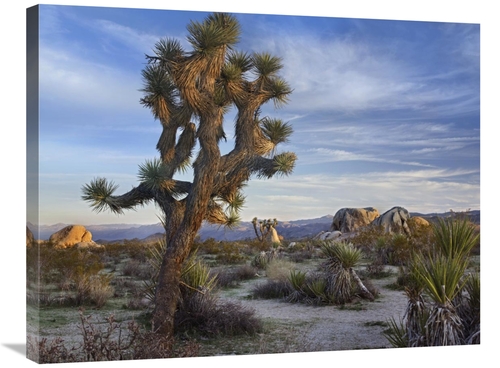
28, 210, 479, 243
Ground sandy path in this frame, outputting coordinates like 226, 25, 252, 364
219, 274, 408, 352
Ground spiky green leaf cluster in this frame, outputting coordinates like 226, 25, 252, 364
260, 118, 293, 156
410, 253, 468, 306
432, 217, 479, 260
272, 152, 297, 177
187, 13, 240, 54
137, 158, 170, 191
81, 178, 121, 214
321, 241, 363, 270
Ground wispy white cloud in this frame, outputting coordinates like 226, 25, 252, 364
245, 22, 478, 118
305, 147, 435, 167
39, 45, 144, 112
92, 19, 162, 53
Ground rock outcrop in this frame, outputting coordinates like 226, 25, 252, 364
331, 207, 380, 233
370, 206, 411, 236
314, 230, 343, 241
411, 216, 430, 228
75, 241, 104, 250
49, 225, 93, 249
26, 226, 34, 247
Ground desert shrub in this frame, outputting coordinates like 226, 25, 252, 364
387, 233, 412, 266
196, 238, 246, 264
27, 336, 78, 363
52, 249, 115, 308
364, 257, 388, 278
28, 310, 200, 363
122, 259, 153, 279
214, 264, 258, 288
251, 252, 270, 269
215, 242, 247, 264
349, 225, 387, 249
245, 238, 274, 253
175, 292, 263, 337
89, 275, 115, 308
27, 246, 114, 308
196, 237, 221, 254
383, 318, 409, 348
235, 263, 259, 280
213, 269, 240, 288
251, 279, 291, 299
287, 248, 314, 263
304, 275, 329, 305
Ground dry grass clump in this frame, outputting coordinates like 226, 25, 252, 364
265, 259, 296, 281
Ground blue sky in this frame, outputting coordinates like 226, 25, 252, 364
33, 3, 481, 226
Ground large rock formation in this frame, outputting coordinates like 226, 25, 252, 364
49, 225, 93, 249
370, 206, 411, 236
331, 207, 380, 233
26, 226, 34, 247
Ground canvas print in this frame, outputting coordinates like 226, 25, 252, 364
26, 4, 480, 364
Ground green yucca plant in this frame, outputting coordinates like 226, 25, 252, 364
401, 268, 427, 347
306, 278, 328, 301
320, 241, 373, 304
143, 238, 216, 302
286, 270, 307, 303
384, 317, 409, 348
411, 253, 468, 346
385, 216, 480, 348
433, 217, 479, 261
180, 258, 217, 295
411, 253, 468, 305
460, 271, 480, 344
320, 241, 362, 271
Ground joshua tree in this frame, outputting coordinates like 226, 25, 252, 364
81, 13, 296, 336
252, 217, 278, 243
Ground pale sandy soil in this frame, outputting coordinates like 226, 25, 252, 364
218, 268, 408, 352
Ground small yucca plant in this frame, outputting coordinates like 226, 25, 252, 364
143, 238, 216, 303
321, 241, 373, 304
384, 317, 409, 348
286, 270, 308, 303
